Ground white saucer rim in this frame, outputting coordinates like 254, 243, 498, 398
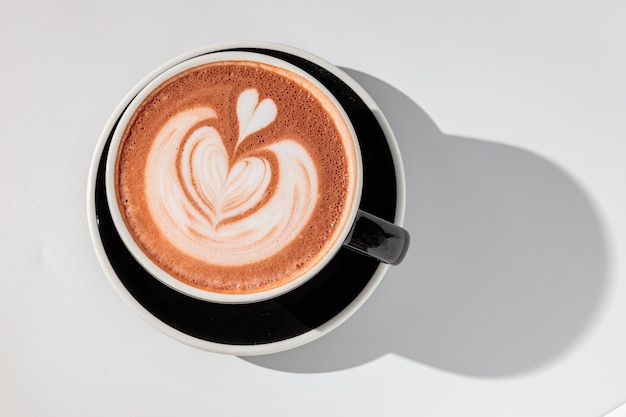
86, 41, 406, 356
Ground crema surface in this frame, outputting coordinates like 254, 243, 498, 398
115, 61, 358, 294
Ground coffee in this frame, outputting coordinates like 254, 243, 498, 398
114, 59, 359, 295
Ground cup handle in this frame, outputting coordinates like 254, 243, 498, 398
343, 210, 410, 265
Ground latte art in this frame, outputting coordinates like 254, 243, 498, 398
115, 60, 358, 294
145, 89, 318, 265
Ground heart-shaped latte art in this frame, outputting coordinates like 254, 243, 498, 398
143, 89, 319, 266
181, 126, 272, 227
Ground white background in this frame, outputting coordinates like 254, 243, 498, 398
2, 0, 625, 416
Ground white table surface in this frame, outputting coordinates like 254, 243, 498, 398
2, 1, 625, 415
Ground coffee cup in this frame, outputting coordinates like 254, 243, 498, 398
103, 43, 409, 305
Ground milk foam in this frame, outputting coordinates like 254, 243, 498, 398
144, 88, 318, 266
116, 60, 357, 294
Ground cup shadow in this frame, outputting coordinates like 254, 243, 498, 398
243, 68, 609, 376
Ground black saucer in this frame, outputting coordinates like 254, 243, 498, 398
92, 47, 398, 348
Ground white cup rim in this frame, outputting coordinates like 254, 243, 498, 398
104, 49, 364, 304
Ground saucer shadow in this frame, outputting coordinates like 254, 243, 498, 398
243, 69, 608, 376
